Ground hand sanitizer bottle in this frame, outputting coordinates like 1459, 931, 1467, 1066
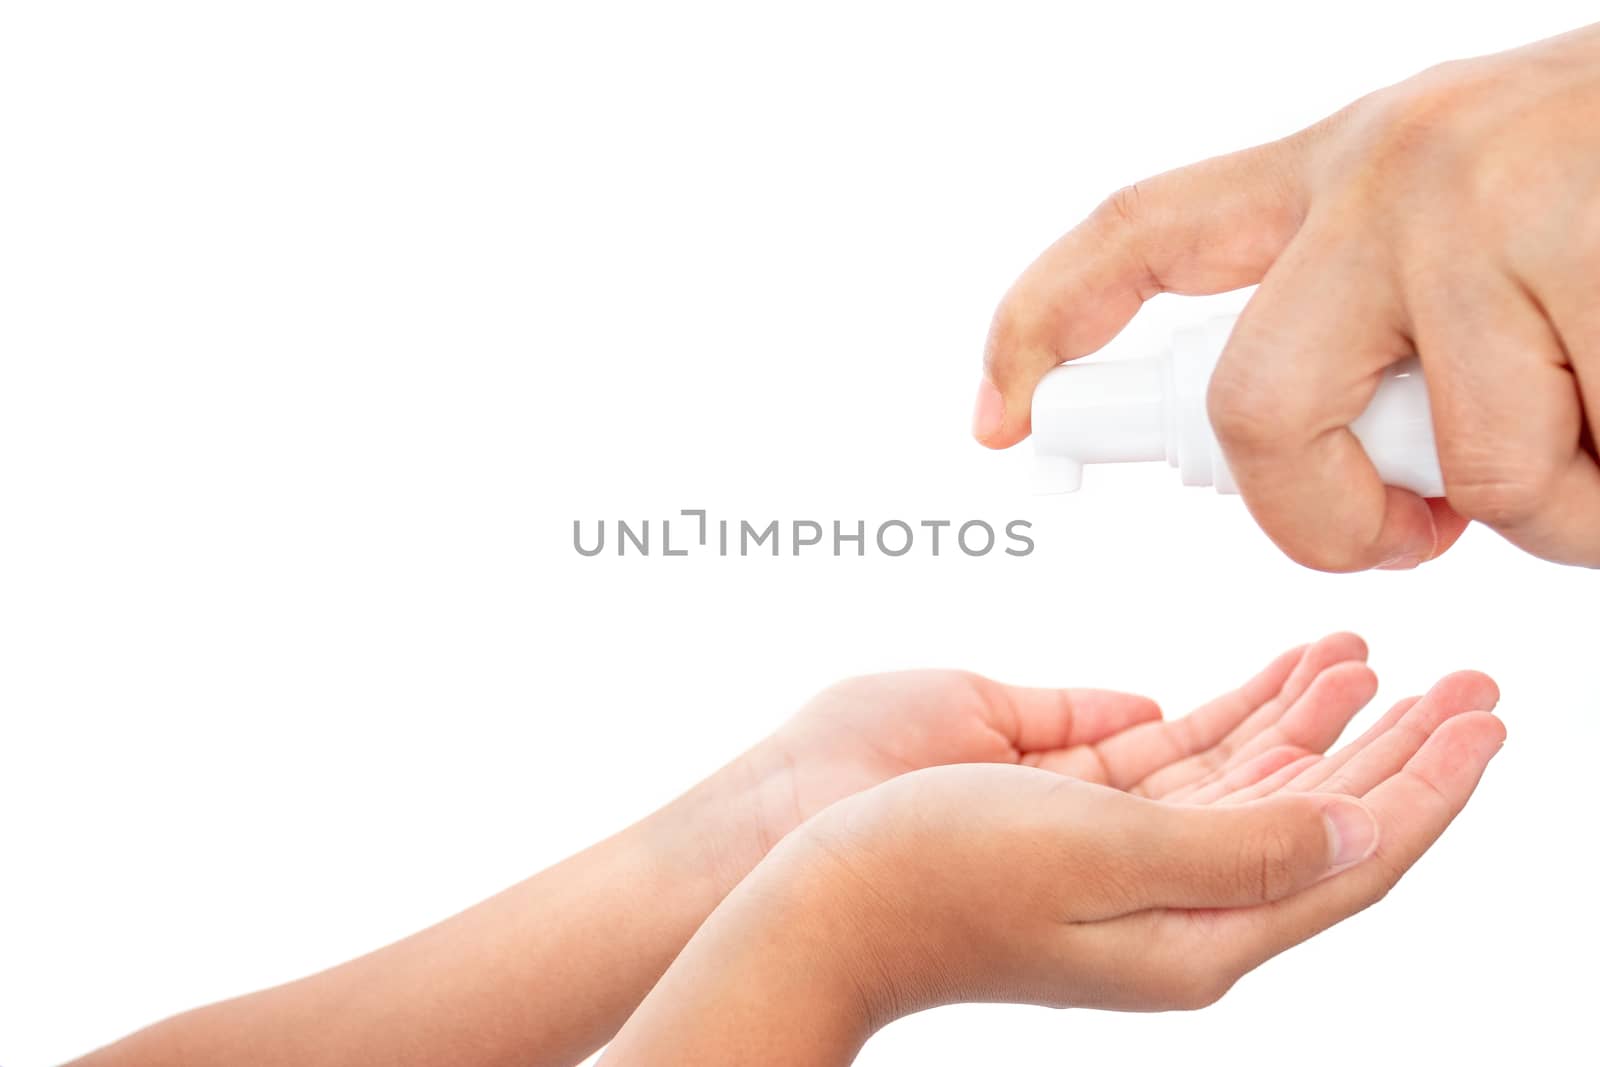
1031, 315, 1444, 497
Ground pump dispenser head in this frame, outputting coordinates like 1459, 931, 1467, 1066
1030, 316, 1445, 498
1032, 358, 1170, 493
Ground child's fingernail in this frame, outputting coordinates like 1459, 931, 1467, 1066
1377, 553, 1424, 571
972, 378, 1005, 441
1323, 798, 1380, 869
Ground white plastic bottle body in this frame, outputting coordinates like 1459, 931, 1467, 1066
1031, 315, 1445, 497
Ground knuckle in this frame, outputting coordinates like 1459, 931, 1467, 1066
1208, 366, 1378, 573
1092, 184, 1161, 298
1097, 183, 1146, 233
1355, 61, 1481, 173
1239, 825, 1301, 903
1364, 855, 1405, 909
1461, 127, 1560, 232
1361, 877, 1394, 913
1314, 61, 1491, 220
1207, 367, 1295, 455
1444, 457, 1560, 528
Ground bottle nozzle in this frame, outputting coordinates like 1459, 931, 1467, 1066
1032, 357, 1169, 493
1033, 454, 1085, 494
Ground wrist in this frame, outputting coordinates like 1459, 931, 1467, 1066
769, 815, 962, 1026
601, 830, 889, 1066
651, 739, 805, 902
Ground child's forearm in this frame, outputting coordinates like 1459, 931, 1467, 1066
598, 840, 878, 1067
69, 758, 779, 1067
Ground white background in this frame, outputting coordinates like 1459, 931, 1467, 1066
3, 2, 1596, 1064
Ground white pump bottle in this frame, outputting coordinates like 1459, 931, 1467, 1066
1031, 315, 1445, 497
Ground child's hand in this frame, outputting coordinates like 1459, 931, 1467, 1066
76, 631, 1395, 1067
603, 670, 1503, 1065
723, 632, 1379, 889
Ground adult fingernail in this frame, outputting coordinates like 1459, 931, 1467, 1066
1323, 798, 1379, 869
972, 378, 1005, 442
1378, 511, 1438, 571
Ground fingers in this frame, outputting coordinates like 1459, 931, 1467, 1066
1071, 709, 1506, 1002
1027, 634, 1356, 788
975, 140, 1311, 447
1238, 696, 1421, 799
1127, 632, 1365, 797
1217, 670, 1495, 805
1177, 634, 1363, 752
1174, 745, 1315, 806
1168, 639, 1323, 744
1149, 654, 1376, 800
1208, 752, 1321, 805
1218, 661, 1377, 769
1409, 267, 1600, 566
1304, 671, 1499, 797
1209, 213, 1440, 571
1102, 792, 1379, 914
979, 680, 1164, 753
1215, 711, 1506, 973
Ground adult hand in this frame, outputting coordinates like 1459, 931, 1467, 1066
976, 23, 1600, 570
602, 670, 1504, 1066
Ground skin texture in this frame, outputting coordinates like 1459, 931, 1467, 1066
975, 22, 1600, 570
69, 635, 1420, 1067
601, 669, 1505, 1066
